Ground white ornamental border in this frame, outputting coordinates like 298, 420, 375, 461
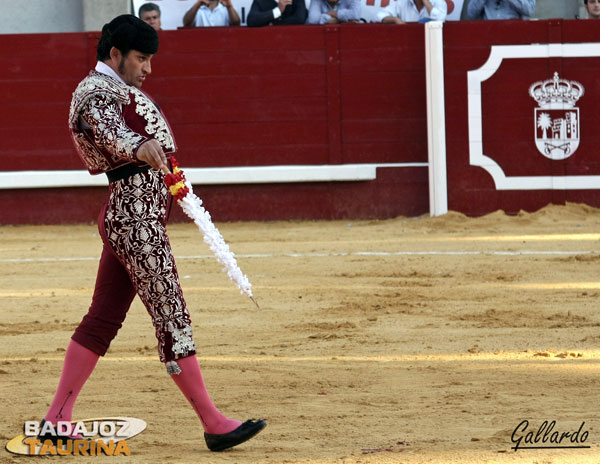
467, 42, 600, 190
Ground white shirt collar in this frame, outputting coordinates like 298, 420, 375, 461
95, 61, 127, 86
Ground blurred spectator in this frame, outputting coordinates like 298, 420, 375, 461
467, 0, 535, 19
247, 0, 307, 26
183, 0, 241, 26
585, 0, 600, 18
139, 2, 162, 30
306, 0, 360, 24
376, 0, 447, 23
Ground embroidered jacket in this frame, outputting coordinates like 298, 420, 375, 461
68, 71, 176, 175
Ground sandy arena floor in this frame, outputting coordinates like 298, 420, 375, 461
1, 202, 600, 463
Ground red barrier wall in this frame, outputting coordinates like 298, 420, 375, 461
4, 20, 597, 224
0, 24, 429, 224
443, 19, 600, 216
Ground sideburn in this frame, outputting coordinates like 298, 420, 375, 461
118, 57, 125, 76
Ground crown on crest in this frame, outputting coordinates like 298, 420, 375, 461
529, 72, 584, 109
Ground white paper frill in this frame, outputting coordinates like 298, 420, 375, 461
176, 180, 256, 306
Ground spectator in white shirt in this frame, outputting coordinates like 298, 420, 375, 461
306, 0, 361, 24
183, 0, 241, 26
377, 0, 447, 23
467, 0, 534, 20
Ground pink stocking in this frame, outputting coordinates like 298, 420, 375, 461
170, 355, 241, 435
44, 339, 99, 424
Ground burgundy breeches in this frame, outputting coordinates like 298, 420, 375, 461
72, 169, 196, 363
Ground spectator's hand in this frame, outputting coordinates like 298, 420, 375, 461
221, 0, 233, 7
136, 139, 168, 172
326, 10, 338, 17
199, 0, 211, 6
381, 16, 404, 24
278, 0, 292, 13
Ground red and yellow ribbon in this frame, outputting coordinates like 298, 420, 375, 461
163, 157, 189, 201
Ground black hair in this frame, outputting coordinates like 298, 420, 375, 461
96, 14, 158, 62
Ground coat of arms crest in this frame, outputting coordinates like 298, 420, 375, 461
528, 72, 584, 160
